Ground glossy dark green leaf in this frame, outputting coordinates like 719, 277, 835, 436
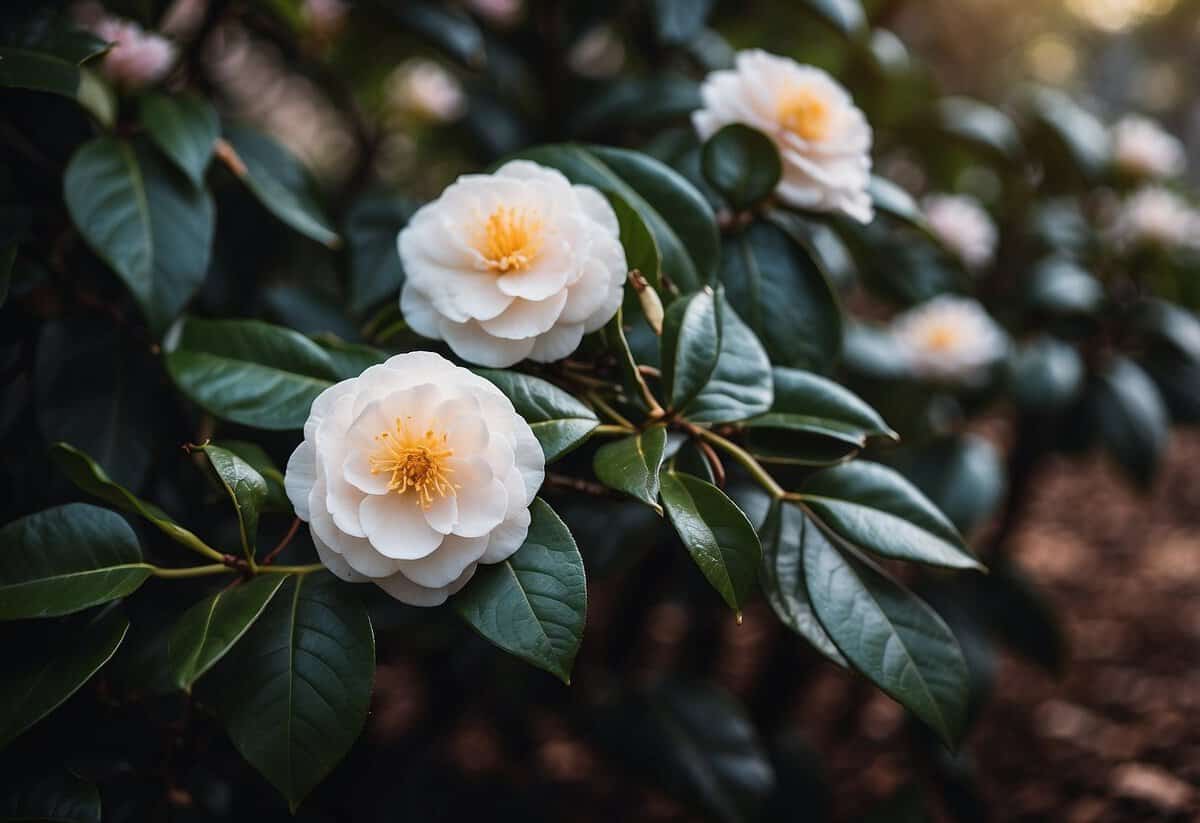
593, 425, 668, 513
198, 444, 268, 559
607, 191, 660, 288
868, 176, 930, 233
0, 503, 149, 621
64, 137, 215, 337
701, 124, 781, 211
1027, 257, 1103, 316
759, 502, 846, 665
0, 767, 100, 823
661, 288, 721, 410
475, 369, 599, 461
596, 681, 775, 823
0, 46, 80, 98
1, 14, 109, 64
344, 191, 413, 315
803, 533, 969, 746
224, 126, 340, 248
660, 470, 761, 610
1091, 357, 1168, 489
604, 305, 653, 408
140, 93, 219, 188
51, 442, 214, 559
798, 0, 867, 38
1009, 336, 1084, 414
1134, 298, 1200, 360
934, 97, 1022, 162
0, 608, 130, 749
650, 0, 716, 44
745, 367, 894, 464
975, 561, 1067, 675
569, 75, 702, 139
797, 462, 982, 570
1026, 87, 1110, 180
388, 1, 485, 66
164, 316, 338, 430
512, 144, 718, 293
686, 300, 773, 423
35, 318, 162, 489
720, 220, 842, 370
213, 440, 289, 512
893, 435, 1005, 537
314, 335, 389, 381
167, 574, 287, 691
454, 499, 586, 683
198, 573, 374, 811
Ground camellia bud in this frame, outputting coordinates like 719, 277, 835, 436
629, 270, 664, 335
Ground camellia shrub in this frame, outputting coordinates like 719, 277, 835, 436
1, 0, 1197, 820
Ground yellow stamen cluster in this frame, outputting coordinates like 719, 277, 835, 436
777, 88, 832, 142
477, 206, 543, 273
922, 325, 962, 352
369, 418, 457, 508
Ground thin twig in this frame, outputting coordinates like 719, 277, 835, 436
545, 472, 619, 498
261, 517, 301, 566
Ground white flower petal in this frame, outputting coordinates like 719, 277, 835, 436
396, 533, 489, 588
285, 442, 316, 520
311, 530, 370, 582
374, 564, 476, 607
422, 492, 458, 534
527, 322, 585, 363
359, 494, 445, 559
480, 505, 530, 564
439, 317, 536, 367
479, 290, 569, 339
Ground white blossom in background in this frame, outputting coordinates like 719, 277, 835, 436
80, 9, 176, 90
467, 0, 523, 27
285, 352, 544, 606
693, 49, 874, 223
923, 194, 998, 270
387, 59, 466, 123
1111, 116, 1186, 180
891, 296, 1007, 383
1110, 186, 1200, 250
567, 25, 626, 78
399, 160, 627, 367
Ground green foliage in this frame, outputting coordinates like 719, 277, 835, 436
0, 609, 130, 749
198, 574, 374, 811
165, 317, 338, 430
475, 369, 600, 461
167, 574, 287, 691
454, 499, 586, 683
593, 425, 668, 512
64, 137, 215, 337
701, 124, 782, 211
660, 470, 761, 611
0, 504, 149, 620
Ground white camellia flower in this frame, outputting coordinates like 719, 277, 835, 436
284, 351, 545, 606
923, 194, 997, 271
399, 160, 628, 367
692, 49, 874, 223
891, 296, 1007, 382
90, 16, 177, 90
1110, 186, 1200, 251
387, 59, 466, 123
1111, 116, 1186, 180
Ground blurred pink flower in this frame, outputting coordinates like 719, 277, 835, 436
83, 10, 176, 90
